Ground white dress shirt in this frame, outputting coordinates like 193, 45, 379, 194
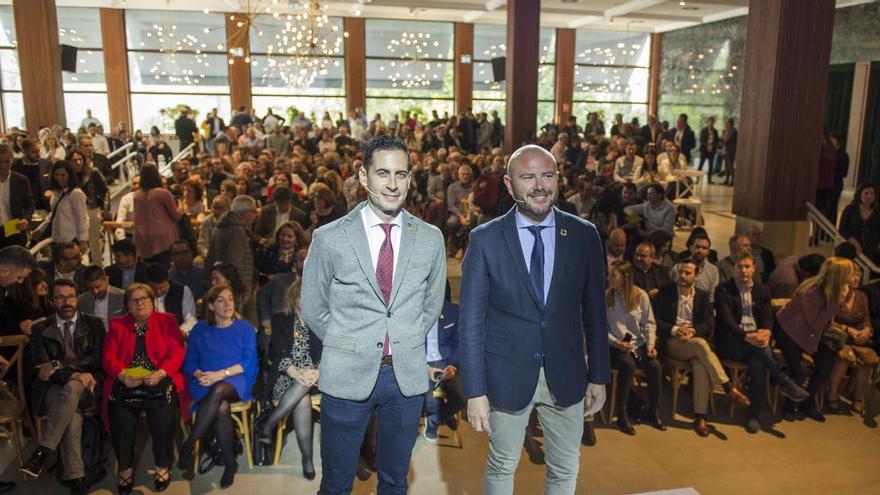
426, 321, 443, 362
360, 203, 402, 274
0, 173, 11, 223
94, 295, 109, 329
274, 209, 290, 234
671, 286, 695, 336
114, 191, 136, 240
156, 285, 197, 335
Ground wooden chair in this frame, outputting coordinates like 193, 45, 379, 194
272, 394, 323, 465
722, 360, 777, 418
193, 400, 254, 471
604, 367, 650, 424
672, 169, 705, 228
665, 358, 717, 418
0, 335, 29, 466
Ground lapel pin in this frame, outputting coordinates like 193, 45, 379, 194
560, 228, 568, 237
407, 224, 416, 233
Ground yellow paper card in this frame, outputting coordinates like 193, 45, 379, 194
123, 367, 153, 379
3, 219, 18, 237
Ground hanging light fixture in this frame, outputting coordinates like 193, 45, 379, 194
140, 0, 213, 85
378, 9, 445, 89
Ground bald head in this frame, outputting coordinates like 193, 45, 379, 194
506, 144, 556, 177
504, 144, 559, 222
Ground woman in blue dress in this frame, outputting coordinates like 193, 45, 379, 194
179, 284, 257, 488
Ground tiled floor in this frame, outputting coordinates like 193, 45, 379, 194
5, 184, 880, 495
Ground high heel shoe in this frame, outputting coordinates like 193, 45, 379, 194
154, 468, 171, 492
302, 459, 316, 481
116, 472, 134, 495
220, 461, 238, 489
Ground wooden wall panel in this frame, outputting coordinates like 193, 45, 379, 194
13, 0, 65, 133
100, 8, 131, 131
554, 28, 575, 125
504, 0, 541, 152
647, 33, 662, 117
454, 23, 474, 115
226, 13, 252, 112
732, 0, 836, 222
344, 17, 366, 114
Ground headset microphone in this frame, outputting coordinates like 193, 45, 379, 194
363, 185, 383, 199
509, 191, 527, 205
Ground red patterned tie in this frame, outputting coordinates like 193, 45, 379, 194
376, 223, 394, 356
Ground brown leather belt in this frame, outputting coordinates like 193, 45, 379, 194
380, 355, 393, 366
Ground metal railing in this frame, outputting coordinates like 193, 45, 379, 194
160, 142, 197, 177
805, 201, 880, 283
107, 141, 133, 161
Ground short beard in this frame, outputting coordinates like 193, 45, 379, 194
517, 189, 558, 218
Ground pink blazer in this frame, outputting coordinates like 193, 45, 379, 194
776, 286, 839, 354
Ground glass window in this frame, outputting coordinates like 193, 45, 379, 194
0, 5, 16, 47
573, 101, 647, 127
63, 49, 106, 91
366, 19, 453, 59
0, 5, 21, 129
64, 93, 109, 130
57, 7, 103, 49
474, 24, 506, 61
575, 30, 651, 68
252, 95, 346, 124
365, 98, 453, 124
366, 59, 453, 99
540, 27, 556, 64
249, 15, 344, 56
0, 47, 20, 91
130, 93, 230, 135
128, 52, 229, 93
125, 9, 227, 53
251, 55, 344, 96
573, 66, 649, 103
473, 61, 505, 100
472, 100, 505, 121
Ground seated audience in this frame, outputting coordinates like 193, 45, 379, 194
180, 285, 258, 488
256, 221, 306, 285
654, 258, 749, 437
105, 239, 145, 290
622, 184, 675, 237
670, 232, 720, 303
717, 234, 755, 283
168, 240, 205, 301
767, 253, 825, 298
714, 252, 808, 433
144, 262, 197, 335
744, 225, 776, 282
257, 280, 322, 478
423, 282, 465, 441
79, 265, 125, 330
606, 260, 663, 435
41, 242, 87, 292
828, 265, 877, 415
2, 266, 51, 336
254, 186, 307, 247
197, 195, 231, 259
774, 257, 854, 422
613, 143, 645, 184
632, 242, 672, 298
605, 228, 628, 266
20, 280, 105, 495
102, 283, 187, 494
205, 195, 258, 295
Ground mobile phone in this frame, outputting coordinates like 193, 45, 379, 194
622, 334, 633, 343
50, 360, 61, 370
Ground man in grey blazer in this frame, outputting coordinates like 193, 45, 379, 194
302, 136, 445, 495
78, 265, 124, 330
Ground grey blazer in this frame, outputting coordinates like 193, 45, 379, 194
77, 285, 125, 323
301, 203, 446, 400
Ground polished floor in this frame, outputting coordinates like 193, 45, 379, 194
4, 184, 880, 495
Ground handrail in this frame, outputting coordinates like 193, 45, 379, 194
161, 142, 197, 176
29, 236, 53, 256
106, 141, 133, 160
111, 151, 139, 170
805, 201, 880, 282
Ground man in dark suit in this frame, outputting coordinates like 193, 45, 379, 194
0, 143, 35, 248
12, 138, 50, 210
20, 280, 104, 495
697, 116, 719, 182
744, 225, 776, 283
40, 242, 87, 294
715, 252, 809, 433
104, 239, 145, 290
77, 134, 110, 181
652, 258, 748, 437
640, 114, 661, 147
674, 113, 696, 164
423, 281, 464, 441
459, 145, 609, 494
253, 186, 307, 247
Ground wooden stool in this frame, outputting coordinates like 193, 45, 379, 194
193, 400, 253, 471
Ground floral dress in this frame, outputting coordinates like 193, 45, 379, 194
271, 315, 316, 401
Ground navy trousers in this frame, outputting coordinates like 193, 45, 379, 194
319, 365, 423, 495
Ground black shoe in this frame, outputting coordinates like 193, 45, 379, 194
804, 406, 826, 423
220, 461, 238, 489
644, 409, 667, 431
302, 459, 316, 481
154, 469, 171, 492
445, 416, 459, 431
581, 420, 597, 446
783, 402, 797, 422
779, 378, 809, 402
176, 443, 195, 479
616, 413, 636, 435
70, 477, 89, 495
0, 481, 15, 494
826, 400, 841, 415
116, 472, 133, 495
20, 446, 53, 479
746, 417, 761, 434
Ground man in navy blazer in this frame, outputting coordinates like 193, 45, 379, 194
423, 281, 464, 441
459, 145, 610, 495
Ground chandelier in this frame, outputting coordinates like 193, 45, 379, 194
140, 1, 213, 85
379, 15, 445, 89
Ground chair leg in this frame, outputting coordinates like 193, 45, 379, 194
273, 421, 285, 465
729, 369, 741, 419
192, 411, 199, 474
671, 372, 680, 418
608, 374, 618, 423
11, 420, 23, 466
239, 411, 253, 469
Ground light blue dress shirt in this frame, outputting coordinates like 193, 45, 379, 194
515, 209, 556, 304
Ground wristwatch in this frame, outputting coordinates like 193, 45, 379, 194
223, 368, 231, 377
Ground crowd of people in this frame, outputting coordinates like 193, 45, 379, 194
0, 103, 875, 495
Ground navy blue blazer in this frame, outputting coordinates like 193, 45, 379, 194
430, 301, 460, 368
459, 207, 610, 411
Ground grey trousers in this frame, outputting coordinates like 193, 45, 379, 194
40, 380, 86, 480
666, 337, 730, 414
484, 368, 583, 495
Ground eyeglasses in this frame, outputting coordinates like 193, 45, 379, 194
128, 296, 151, 306
53, 294, 77, 302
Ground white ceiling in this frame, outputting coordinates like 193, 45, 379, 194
39, 0, 880, 33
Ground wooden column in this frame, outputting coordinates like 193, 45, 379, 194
226, 13, 252, 112
647, 33, 662, 117
100, 8, 131, 131
554, 28, 575, 125
454, 22, 474, 115
504, 0, 541, 152
344, 17, 366, 114
13, 0, 65, 133
732, 0, 836, 256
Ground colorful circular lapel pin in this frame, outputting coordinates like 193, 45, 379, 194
560, 228, 568, 237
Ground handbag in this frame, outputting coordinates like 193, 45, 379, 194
822, 325, 848, 352
111, 376, 172, 409
33, 189, 69, 244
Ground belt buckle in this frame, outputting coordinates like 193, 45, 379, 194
380, 355, 393, 366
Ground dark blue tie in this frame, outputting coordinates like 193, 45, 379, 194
527, 225, 546, 306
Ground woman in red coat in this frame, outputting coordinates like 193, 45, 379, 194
102, 283, 189, 494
